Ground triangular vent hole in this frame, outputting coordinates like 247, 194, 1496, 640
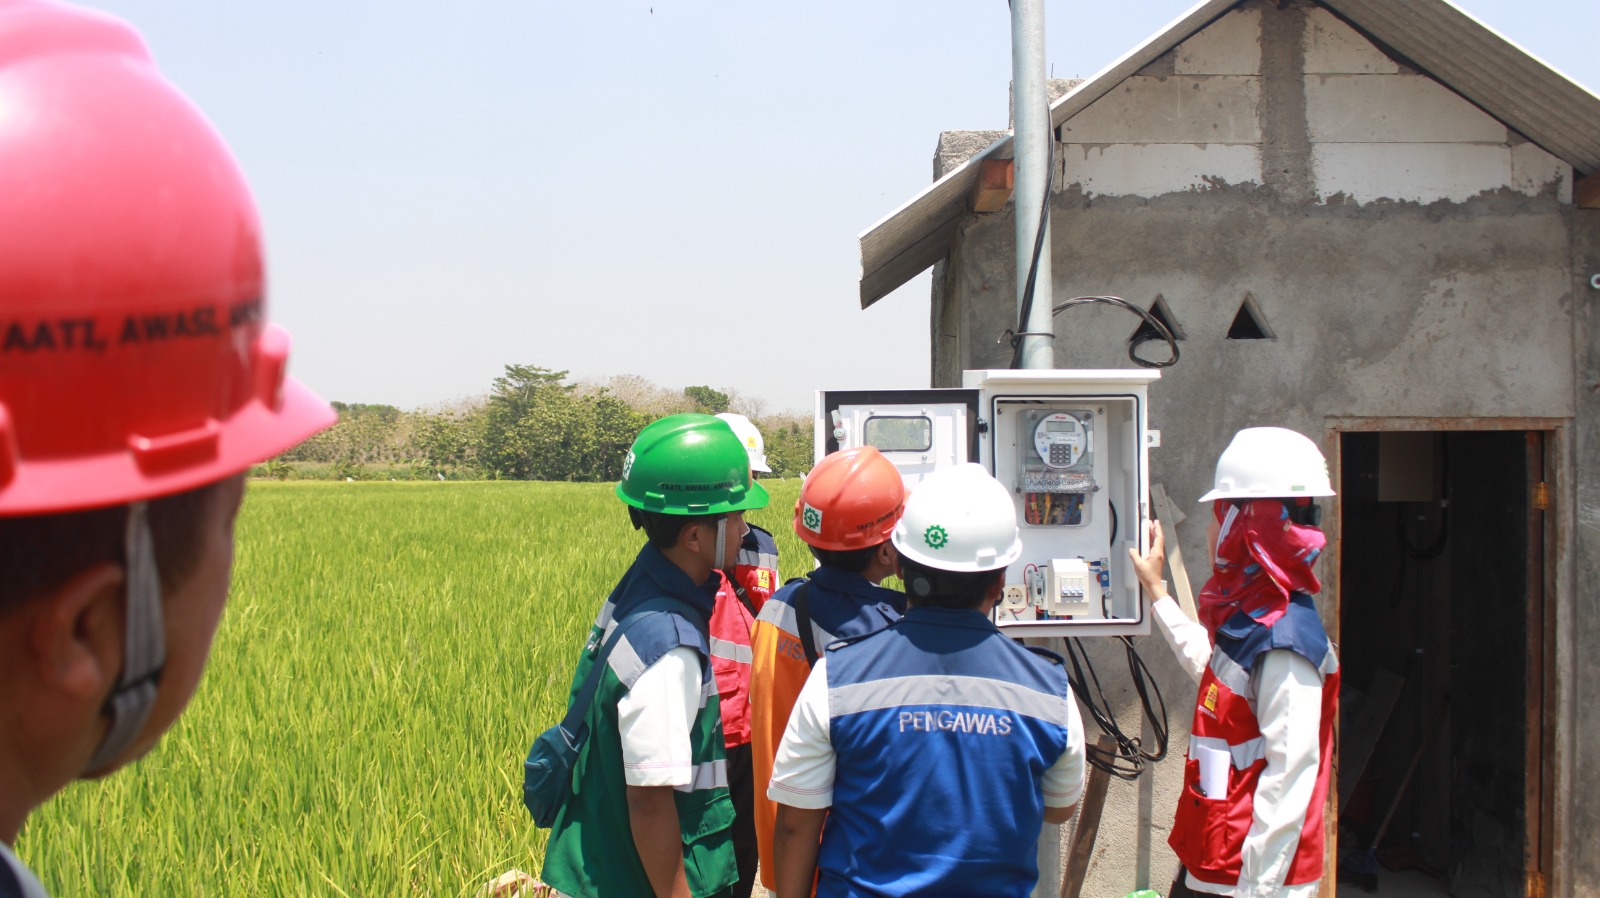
1227, 293, 1274, 340
1130, 294, 1186, 344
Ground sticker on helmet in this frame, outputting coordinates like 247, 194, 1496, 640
923, 524, 949, 550
622, 451, 635, 480
802, 503, 823, 532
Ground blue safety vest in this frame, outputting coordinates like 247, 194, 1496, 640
758, 564, 906, 653
818, 607, 1076, 897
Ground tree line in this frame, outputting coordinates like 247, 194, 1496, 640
266, 365, 814, 481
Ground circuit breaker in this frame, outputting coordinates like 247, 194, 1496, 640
817, 368, 1158, 637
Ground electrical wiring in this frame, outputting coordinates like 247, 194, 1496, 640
1051, 295, 1181, 369
1006, 93, 1056, 371
1061, 634, 1170, 780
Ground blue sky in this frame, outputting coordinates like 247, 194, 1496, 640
82, 0, 1600, 415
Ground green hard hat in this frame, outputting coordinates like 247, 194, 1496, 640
617, 414, 771, 515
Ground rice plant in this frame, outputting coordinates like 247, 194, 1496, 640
17, 478, 808, 897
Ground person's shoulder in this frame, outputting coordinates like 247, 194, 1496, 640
993, 635, 1072, 691
616, 601, 709, 662
745, 523, 779, 552
767, 576, 810, 606
0, 842, 45, 898
823, 617, 896, 656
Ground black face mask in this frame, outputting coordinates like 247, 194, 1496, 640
1281, 499, 1321, 527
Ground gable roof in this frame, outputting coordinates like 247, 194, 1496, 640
858, 0, 1600, 308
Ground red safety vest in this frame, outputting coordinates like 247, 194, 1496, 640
709, 525, 779, 748
1169, 597, 1339, 890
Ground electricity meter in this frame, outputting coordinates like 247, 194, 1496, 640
818, 368, 1158, 637
1018, 408, 1095, 526
1034, 413, 1087, 469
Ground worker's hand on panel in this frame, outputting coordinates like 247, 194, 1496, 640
1128, 519, 1168, 599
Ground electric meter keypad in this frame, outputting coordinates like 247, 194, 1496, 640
1033, 413, 1087, 470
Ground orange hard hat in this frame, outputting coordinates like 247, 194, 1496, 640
793, 446, 906, 551
0, 0, 334, 515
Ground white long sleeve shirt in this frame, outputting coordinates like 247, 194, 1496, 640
1153, 596, 1325, 898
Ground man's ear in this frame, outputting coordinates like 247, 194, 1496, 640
676, 519, 704, 554
985, 571, 1006, 600
25, 562, 126, 701
876, 542, 897, 567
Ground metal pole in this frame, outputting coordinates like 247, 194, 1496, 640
1012, 0, 1054, 371
1017, 3, 1060, 885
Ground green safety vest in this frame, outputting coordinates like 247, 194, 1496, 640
539, 610, 737, 898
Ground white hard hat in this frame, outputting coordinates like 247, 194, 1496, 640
892, 463, 1023, 572
716, 412, 770, 473
1198, 427, 1335, 502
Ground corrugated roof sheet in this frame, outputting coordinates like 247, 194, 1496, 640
858, 0, 1600, 308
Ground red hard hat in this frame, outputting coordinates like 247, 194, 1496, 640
793, 446, 906, 551
0, 0, 334, 515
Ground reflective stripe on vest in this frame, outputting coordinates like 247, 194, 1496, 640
676, 758, 729, 793
709, 636, 754, 664
1168, 596, 1339, 891
818, 609, 1073, 896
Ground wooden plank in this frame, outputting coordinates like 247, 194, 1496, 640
1576, 172, 1600, 209
1325, 415, 1568, 434
1336, 669, 1406, 806
1150, 483, 1197, 621
1061, 735, 1117, 898
972, 158, 1015, 213
1524, 430, 1553, 898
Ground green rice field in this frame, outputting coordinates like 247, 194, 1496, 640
16, 479, 812, 897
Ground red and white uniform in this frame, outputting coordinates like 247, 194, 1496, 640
708, 524, 780, 748
1156, 594, 1339, 898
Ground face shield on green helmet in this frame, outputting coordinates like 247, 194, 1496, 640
616, 414, 770, 515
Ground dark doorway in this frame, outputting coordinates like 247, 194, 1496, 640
1336, 430, 1544, 898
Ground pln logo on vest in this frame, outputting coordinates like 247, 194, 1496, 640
1201, 682, 1220, 719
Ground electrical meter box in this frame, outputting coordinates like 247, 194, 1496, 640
817, 369, 1159, 637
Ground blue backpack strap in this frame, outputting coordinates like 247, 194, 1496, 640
788, 578, 820, 666
560, 597, 698, 737
1024, 643, 1067, 667
822, 618, 897, 656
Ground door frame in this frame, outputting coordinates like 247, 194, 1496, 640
1322, 416, 1566, 897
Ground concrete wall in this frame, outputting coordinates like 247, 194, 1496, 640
1567, 208, 1600, 895
929, 0, 1591, 892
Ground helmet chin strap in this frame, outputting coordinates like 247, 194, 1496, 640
83, 502, 166, 774
713, 517, 727, 580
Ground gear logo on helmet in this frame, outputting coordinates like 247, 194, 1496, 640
892, 464, 1023, 574
622, 450, 635, 481
791, 446, 905, 551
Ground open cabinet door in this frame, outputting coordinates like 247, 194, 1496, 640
816, 389, 980, 490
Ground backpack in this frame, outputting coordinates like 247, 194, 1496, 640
523, 597, 698, 827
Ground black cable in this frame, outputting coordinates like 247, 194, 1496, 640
1004, 124, 1056, 369
1060, 634, 1169, 780
1389, 438, 1449, 606
1050, 295, 1181, 368
1387, 542, 1410, 609
1108, 499, 1118, 550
